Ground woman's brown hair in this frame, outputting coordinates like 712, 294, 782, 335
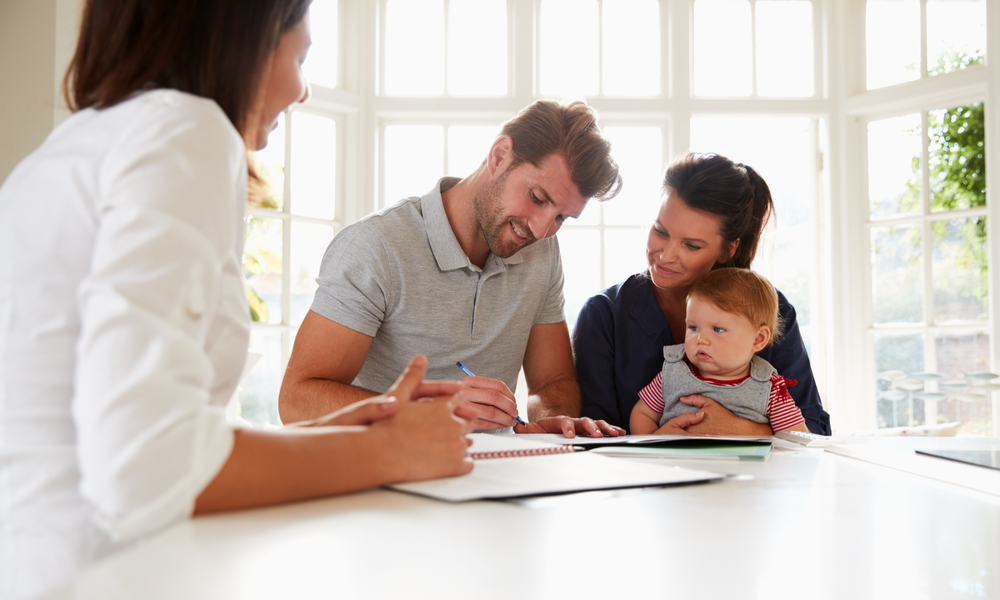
663, 152, 774, 269
64, 0, 311, 137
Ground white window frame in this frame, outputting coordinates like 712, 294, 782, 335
830, 0, 1000, 432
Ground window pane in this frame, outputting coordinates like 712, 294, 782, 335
868, 114, 921, 220
540, 0, 599, 96
756, 1, 813, 97
602, 0, 660, 96
930, 103, 986, 213
604, 227, 648, 288
936, 332, 992, 436
871, 224, 923, 325
927, 0, 986, 76
866, 0, 920, 90
874, 332, 925, 428
932, 217, 988, 324
385, 0, 443, 95
690, 117, 816, 327
290, 222, 334, 327
244, 218, 283, 325
383, 125, 444, 206
601, 126, 663, 226
448, 0, 506, 95
558, 228, 601, 330
290, 112, 336, 220
693, 0, 752, 97
448, 126, 497, 178
254, 113, 285, 210
304, 0, 338, 88
238, 331, 283, 427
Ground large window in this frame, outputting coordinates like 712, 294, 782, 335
859, 0, 994, 435
235, 0, 998, 435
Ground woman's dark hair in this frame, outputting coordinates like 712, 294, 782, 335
64, 0, 312, 137
663, 152, 774, 269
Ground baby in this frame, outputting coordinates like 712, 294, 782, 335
630, 268, 808, 435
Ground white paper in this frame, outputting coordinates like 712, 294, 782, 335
388, 451, 724, 502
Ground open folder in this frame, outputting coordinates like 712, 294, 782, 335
387, 434, 724, 502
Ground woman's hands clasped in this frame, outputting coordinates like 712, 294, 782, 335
295, 355, 477, 482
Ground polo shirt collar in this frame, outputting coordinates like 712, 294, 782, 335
422, 177, 525, 272
629, 271, 672, 343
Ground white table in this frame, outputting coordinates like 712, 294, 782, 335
41, 437, 1000, 600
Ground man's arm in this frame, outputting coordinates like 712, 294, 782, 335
523, 321, 580, 421
278, 310, 378, 423
520, 321, 624, 437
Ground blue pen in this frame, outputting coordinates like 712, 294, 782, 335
456, 361, 527, 426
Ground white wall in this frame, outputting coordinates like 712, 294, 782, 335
0, 0, 82, 184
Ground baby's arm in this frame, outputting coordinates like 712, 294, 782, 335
630, 399, 663, 434
767, 374, 809, 433
630, 373, 666, 434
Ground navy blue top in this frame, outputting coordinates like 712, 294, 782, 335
572, 273, 831, 435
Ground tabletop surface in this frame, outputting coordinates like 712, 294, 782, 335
41, 437, 1000, 600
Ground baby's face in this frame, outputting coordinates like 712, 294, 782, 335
684, 295, 769, 380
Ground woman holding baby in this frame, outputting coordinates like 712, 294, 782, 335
573, 152, 832, 435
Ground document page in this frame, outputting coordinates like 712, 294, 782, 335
388, 451, 723, 502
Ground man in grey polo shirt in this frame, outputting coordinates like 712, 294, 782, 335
278, 99, 625, 437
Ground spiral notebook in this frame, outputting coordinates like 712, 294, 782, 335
467, 433, 580, 459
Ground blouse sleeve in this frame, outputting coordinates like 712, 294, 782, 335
572, 294, 620, 424
72, 97, 244, 542
763, 293, 832, 435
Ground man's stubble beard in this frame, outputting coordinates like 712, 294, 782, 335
472, 169, 536, 259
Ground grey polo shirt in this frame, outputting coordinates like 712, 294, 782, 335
310, 177, 566, 394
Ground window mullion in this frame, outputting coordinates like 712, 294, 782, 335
749, 0, 758, 98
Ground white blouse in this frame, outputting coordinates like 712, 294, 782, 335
0, 90, 250, 599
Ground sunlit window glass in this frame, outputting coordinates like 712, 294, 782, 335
756, 1, 813, 97
254, 113, 285, 210
303, 0, 338, 88
239, 331, 283, 426
868, 114, 921, 219
870, 224, 924, 325
874, 333, 925, 428
540, 0, 599, 97
290, 112, 336, 220
866, 0, 920, 90
604, 228, 647, 289
558, 228, 601, 330
383, 125, 444, 206
601, 127, 663, 226
936, 332, 993, 435
927, 0, 986, 76
693, 0, 752, 97
690, 116, 817, 340
932, 217, 988, 324
385, 0, 444, 95
929, 104, 985, 213
244, 218, 283, 325
602, 0, 660, 96
447, 126, 497, 178
448, 0, 506, 95
290, 222, 334, 327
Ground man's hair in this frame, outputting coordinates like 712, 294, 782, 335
664, 152, 775, 269
499, 99, 623, 201
688, 268, 783, 346
64, 0, 312, 138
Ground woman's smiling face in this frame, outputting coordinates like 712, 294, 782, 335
646, 193, 737, 292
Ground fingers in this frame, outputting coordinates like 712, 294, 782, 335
595, 420, 625, 437
678, 395, 710, 408
573, 417, 603, 438
669, 410, 705, 430
414, 380, 464, 399
322, 397, 399, 427
385, 355, 429, 402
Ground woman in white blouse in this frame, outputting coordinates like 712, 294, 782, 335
0, 1, 475, 597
